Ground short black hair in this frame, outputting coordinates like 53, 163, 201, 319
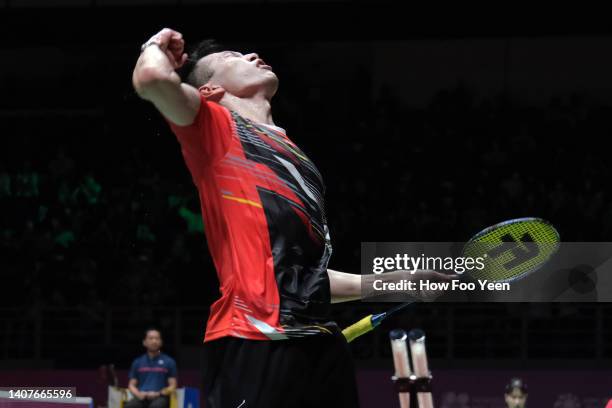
176, 39, 224, 88
143, 327, 162, 339
505, 378, 527, 394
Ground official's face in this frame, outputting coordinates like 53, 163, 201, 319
143, 330, 162, 352
505, 388, 527, 408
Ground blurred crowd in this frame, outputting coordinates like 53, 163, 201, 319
0, 142, 215, 311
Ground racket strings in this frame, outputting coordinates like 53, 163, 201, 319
463, 218, 560, 282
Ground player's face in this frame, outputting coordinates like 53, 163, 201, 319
204, 50, 278, 98
143, 330, 162, 352
505, 389, 527, 408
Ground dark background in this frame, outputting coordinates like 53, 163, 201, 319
1, 1, 612, 381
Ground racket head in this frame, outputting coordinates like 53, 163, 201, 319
461, 217, 560, 283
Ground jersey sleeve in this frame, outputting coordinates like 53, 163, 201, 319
167, 358, 178, 378
165, 93, 233, 166
128, 359, 138, 380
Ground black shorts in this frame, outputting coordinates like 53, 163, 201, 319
201, 332, 360, 408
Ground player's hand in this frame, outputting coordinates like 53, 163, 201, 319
135, 391, 146, 400
144, 28, 188, 69
363, 269, 456, 302
410, 269, 457, 301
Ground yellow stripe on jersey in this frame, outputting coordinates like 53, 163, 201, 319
222, 194, 263, 208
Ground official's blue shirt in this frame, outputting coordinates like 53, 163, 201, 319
129, 352, 177, 392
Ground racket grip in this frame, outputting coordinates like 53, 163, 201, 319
342, 315, 375, 343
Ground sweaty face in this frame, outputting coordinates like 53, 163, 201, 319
505, 389, 527, 408
200, 50, 278, 98
143, 330, 162, 352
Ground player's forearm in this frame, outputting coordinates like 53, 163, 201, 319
328, 269, 413, 303
132, 45, 182, 100
328, 269, 362, 303
328, 269, 452, 303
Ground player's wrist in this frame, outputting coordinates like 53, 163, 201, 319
141, 39, 163, 53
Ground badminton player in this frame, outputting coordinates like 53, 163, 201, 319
132, 28, 448, 407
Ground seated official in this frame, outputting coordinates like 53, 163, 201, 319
125, 328, 178, 408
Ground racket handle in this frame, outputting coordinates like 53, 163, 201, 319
342, 314, 375, 343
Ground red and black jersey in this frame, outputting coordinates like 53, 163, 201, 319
167, 94, 336, 342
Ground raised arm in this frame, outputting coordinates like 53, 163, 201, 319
132, 28, 201, 126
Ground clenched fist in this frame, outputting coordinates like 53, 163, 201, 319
142, 28, 188, 69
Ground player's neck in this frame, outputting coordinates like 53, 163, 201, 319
147, 350, 161, 358
222, 93, 275, 127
